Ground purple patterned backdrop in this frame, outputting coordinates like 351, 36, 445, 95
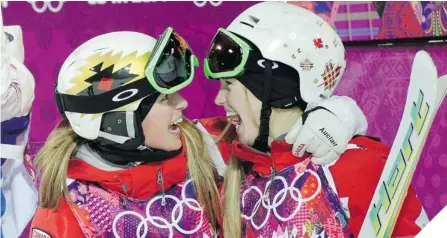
338, 45, 447, 219
2, 1, 447, 231
2, 1, 258, 144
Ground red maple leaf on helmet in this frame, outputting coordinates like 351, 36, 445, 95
313, 38, 324, 49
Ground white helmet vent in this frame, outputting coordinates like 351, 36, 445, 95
248, 15, 260, 24
239, 21, 254, 28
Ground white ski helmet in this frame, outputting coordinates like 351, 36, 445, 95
205, 1, 346, 104
56, 29, 198, 149
204, 2, 346, 152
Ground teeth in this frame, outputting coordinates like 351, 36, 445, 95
173, 117, 183, 125
226, 112, 238, 117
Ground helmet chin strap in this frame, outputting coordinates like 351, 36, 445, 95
252, 59, 273, 153
89, 141, 182, 166
89, 103, 183, 166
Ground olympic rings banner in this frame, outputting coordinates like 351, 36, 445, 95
2, 1, 447, 228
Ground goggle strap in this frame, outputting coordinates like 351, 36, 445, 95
245, 50, 264, 73
55, 78, 157, 114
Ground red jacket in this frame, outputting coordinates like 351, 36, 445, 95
330, 136, 424, 237
30, 117, 424, 237
199, 117, 424, 237
31, 144, 189, 238
230, 135, 424, 237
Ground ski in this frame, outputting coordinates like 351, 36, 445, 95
359, 50, 447, 238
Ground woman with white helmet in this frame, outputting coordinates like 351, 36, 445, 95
204, 2, 426, 237
28, 6, 388, 238
27, 24, 370, 237
30, 28, 222, 238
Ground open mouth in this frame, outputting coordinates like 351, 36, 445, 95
169, 117, 183, 135
227, 112, 241, 128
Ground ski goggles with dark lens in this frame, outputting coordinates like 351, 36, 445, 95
204, 28, 252, 79
145, 27, 199, 94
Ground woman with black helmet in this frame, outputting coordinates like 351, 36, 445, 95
204, 2, 427, 237
29, 13, 373, 238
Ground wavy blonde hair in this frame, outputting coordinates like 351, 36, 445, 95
35, 119, 220, 229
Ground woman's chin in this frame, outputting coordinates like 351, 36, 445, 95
237, 124, 257, 147
146, 137, 182, 152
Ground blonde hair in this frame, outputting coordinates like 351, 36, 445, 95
35, 122, 84, 209
222, 154, 244, 237
178, 119, 221, 229
35, 119, 220, 229
221, 87, 302, 236
220, 88, 253, 237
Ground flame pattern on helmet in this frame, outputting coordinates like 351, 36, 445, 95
66, 50, 151, 95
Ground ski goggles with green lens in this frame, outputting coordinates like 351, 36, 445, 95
145, 27, 199, 94
204, 28, 253, 80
